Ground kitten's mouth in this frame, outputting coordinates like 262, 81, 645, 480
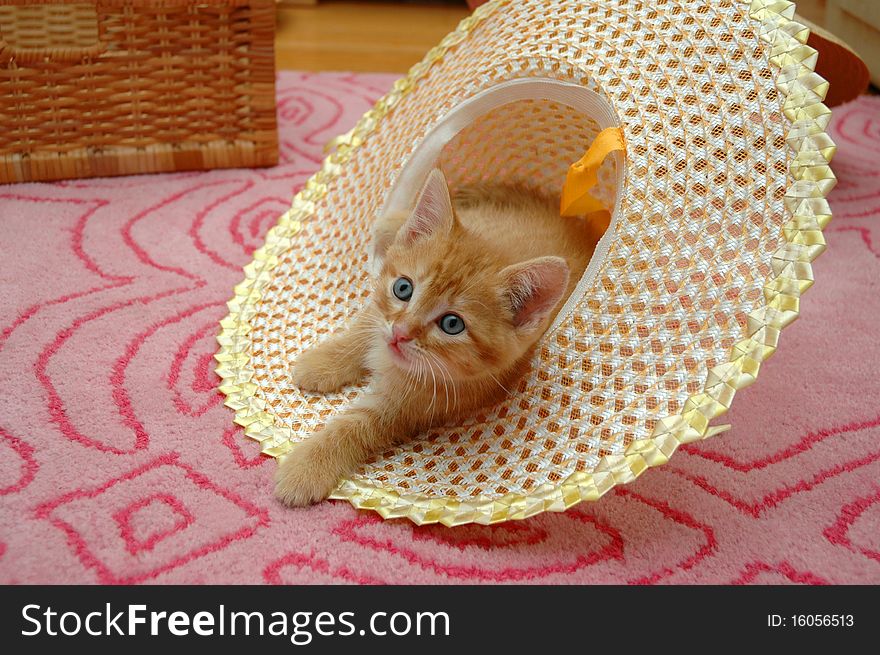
387, 341, 410, 362
388, 341, 412, 366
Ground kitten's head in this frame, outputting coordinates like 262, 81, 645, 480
368, 169, 570, 383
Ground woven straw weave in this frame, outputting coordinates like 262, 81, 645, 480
217, 0, 835, 526
439, 99, 619, 211
0, 0, 277, 183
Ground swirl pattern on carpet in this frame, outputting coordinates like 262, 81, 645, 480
0, 73, 878, 583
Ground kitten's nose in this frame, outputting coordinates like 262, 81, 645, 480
390, 324, 412, 346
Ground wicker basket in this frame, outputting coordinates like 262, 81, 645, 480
0, 0, 278, 183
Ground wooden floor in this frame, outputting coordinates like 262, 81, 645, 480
275, 0, 833, 74
276, 1, 470, 73
794, 0, 827, 27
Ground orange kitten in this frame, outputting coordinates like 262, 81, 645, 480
275, 169, 597, 506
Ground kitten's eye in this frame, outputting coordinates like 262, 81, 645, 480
392, 277, 413, 301
438, 313, 465, 335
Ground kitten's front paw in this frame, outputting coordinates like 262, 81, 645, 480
292, 345, 363, 393
274, 440, 341, 507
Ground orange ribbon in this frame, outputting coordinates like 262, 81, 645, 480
560, 126, 625, 219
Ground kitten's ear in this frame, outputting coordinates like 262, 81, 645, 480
502, 256, 570, 330
368, 210, 408, 274
401, 169, 454, 243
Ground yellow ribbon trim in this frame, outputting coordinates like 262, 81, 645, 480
560, 126, 625, 217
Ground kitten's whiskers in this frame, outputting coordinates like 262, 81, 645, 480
487, 371, 511, 396
426, 350, 456, 415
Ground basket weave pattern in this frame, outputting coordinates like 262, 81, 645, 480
0, 0, 277, 183
216, 0, 835, 526
439, 99, 619, 209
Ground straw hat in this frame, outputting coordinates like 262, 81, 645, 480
216, 0, 836, 526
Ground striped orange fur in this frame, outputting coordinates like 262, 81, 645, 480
275, 170, 598, 506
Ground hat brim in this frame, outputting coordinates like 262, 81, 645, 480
216, 0, 835, 526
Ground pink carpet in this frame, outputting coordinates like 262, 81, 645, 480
1, 72, 878, 584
